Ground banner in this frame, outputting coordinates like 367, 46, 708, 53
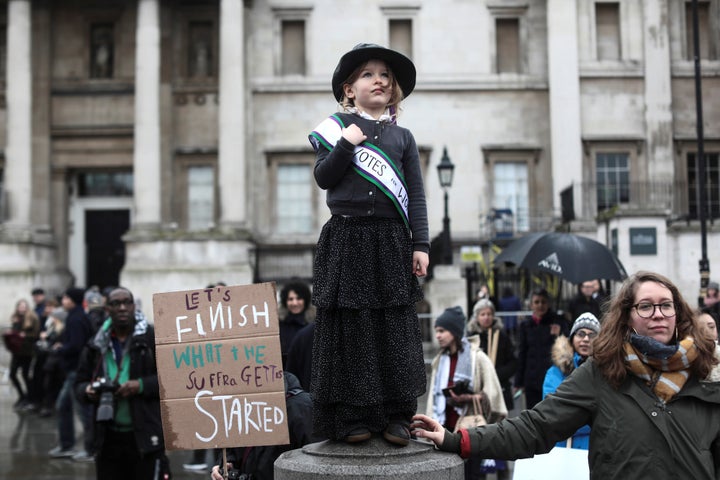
153, 282, 289, 450
512, 447, 589, 480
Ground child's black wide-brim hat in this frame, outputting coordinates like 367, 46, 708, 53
332, 43, 416, 102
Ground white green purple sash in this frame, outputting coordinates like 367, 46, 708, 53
310, 114, 409, 226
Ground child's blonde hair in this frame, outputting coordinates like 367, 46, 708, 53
338, 61, 405, 115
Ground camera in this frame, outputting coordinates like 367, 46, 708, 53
91, 377, 119, 422
220, 467, 251, 480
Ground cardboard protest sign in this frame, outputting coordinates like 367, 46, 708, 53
153, 282, 289, 450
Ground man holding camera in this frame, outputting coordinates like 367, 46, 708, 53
75, 287, 170, 479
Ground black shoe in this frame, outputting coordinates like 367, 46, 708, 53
13, 398, 28, 411
344, 426, 371, 443
38, 407, 53, 417
383, 422, 410, 446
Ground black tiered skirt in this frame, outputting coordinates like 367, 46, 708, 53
311, 215, 426, 440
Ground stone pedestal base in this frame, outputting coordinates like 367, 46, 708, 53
275, 437, 464, 480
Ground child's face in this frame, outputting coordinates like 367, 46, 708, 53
343, 59, 393, 116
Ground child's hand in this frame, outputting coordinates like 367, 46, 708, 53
342, 124, 367, 145
413, 251, 429, 277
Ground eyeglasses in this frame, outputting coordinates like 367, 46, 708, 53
574, 331, 598, 340
632, 302, 675, 319
107, 299, 134, 308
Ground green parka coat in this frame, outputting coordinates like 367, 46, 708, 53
441, 350, 720, 479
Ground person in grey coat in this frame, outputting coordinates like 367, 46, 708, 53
413, 271, 720, 479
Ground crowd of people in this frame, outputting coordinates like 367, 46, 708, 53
6, 271, 718, 480
3, 286, 113, 463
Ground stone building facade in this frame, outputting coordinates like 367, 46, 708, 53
0, 0, 718, 318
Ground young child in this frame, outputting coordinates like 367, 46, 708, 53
308, 43, 429, 446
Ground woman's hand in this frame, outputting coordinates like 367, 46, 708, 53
413, 251, 429, 277
411, 414, 445, 446
449, 391, 481, 405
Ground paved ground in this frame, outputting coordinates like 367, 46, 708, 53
0, 348, 207, 479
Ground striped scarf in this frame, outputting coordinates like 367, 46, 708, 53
624, 336, 698, 403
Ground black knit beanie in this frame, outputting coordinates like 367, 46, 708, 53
64, 287, 86, 307
435, 306, 466, 340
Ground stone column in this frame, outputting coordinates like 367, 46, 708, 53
133, 0, 161, 226
546, 0, 583, 218
642, 0, 674, 181
4, 0, 32, 228
218, 0, 247, 229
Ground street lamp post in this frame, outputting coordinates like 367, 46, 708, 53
691, 0, 710, 306
437, 146, 455, 265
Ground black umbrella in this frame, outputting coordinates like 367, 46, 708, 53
494, 232, 627, 284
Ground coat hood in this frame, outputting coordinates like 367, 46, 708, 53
467, 315, 505, 336
703, 345, 720, 382
551, 335, 575, 376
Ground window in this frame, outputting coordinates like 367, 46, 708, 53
493, 162, 529, 232
496, 18, 520, 73
78, 172, 133, 197
596, 2, 621, 60
281, 20, 305, 75
685, 1, 714, 60
389, 19, 413, 59
90, 23, 114, 78
276, 164, 313, 234
188, 21, 214, 78
687, 152, 720, 219
187, 166, 215, 230
596, 152, 629, 210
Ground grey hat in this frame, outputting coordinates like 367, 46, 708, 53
570, 312, 601, 338
50, 308, 67, 323
709, 281, 719, 291
331, 43, 416, 102
435, 306, 466, 341
85, 290, 105, 309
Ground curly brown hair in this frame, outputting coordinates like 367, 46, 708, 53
593, 271, 718, 388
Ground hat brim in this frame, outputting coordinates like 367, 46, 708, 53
332, 46, 416, 102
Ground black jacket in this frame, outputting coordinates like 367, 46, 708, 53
514, 311, 569, 393
279, 313, 308, 369
467, 322, 517, 409
57, 305, 92, 372
567, 293, 605, 321
221, 372, 319, 480
75, 318, 165, 456
311, 112, 429, 253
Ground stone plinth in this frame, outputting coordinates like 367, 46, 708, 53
275, 437, 464, 480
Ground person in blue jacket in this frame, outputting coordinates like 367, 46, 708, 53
542, 312, 601, 449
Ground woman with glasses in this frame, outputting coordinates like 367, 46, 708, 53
541, 312, 601, 450
413, 271, 720, 479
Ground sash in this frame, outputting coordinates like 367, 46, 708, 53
309, 114, 409, 226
